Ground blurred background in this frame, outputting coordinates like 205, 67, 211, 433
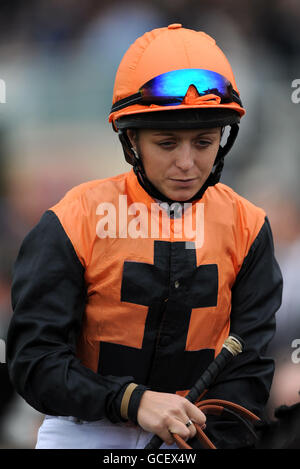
0, 0, 299, 448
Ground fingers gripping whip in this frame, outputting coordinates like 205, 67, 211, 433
144, 334, 244, 449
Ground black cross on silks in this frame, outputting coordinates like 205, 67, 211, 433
98, 240, 218, 392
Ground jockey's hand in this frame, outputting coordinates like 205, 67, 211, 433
137, 390, 206, 446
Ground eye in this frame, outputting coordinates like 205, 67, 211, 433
195, 139, 212, 147
157, 140, 176, 149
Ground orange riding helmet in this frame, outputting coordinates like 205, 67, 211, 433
108, 24, 245, 203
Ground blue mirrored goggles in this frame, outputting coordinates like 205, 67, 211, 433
111, 69, 243, 113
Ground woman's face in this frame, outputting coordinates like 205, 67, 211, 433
127, 127, 221, 201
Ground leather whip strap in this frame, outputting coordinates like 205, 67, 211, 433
172, 399, 261, 449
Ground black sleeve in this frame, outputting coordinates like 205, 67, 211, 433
202, 217, 283, 448
6, 210, 146, 423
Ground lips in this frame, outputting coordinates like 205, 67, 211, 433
170, 178, 197, 186
172, 179, 195, 182
170, 178, 196, 182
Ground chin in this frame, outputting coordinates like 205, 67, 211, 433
165, 183, 204, 202
166, 191, 198, 202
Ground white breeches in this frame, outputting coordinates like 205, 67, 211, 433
35, 415, 177, 450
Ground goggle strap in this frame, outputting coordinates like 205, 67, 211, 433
111, 91, 242, 113
111, 92, 142, 112
231, 89, 242, 107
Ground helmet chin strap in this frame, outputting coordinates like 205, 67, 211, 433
118, 124, 239, 205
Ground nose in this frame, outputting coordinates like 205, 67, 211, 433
175, 144, 194, 171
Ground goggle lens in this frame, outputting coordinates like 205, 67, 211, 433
111, 68, 242, 112
141, 69, 232, 103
